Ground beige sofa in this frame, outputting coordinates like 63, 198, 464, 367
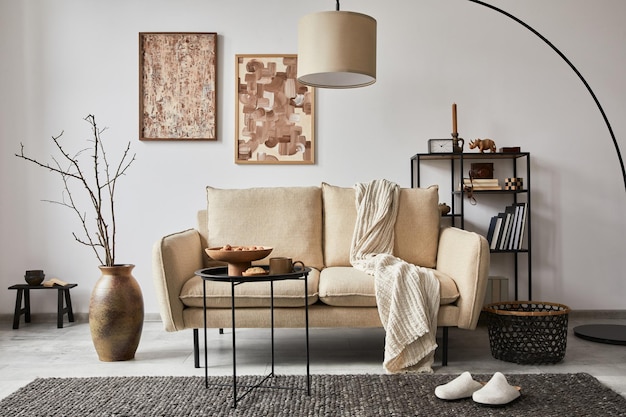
153, 183, 490, 368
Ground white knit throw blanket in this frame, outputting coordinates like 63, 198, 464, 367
350, 179, 440, 373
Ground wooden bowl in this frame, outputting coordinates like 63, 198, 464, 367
205, 246, 273, 263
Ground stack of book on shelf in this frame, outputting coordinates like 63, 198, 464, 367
461, 178, 502, 190
486, 202, 528, 251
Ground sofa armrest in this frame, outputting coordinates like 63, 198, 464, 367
152, 229, 204, 332
436, 226, 490, 329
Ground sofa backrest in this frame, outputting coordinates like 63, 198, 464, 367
201, 186, 325, 270
322, 183, 440, 268
198, 183, 440, 271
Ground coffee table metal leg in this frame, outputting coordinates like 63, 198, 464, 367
203, 281, 208, 388
271, 280, 275, 376
231, 281, 237, 408
305, 274, 310, 395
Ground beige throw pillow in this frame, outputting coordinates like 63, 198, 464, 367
322, 183, 440, 268
206, 186, 324, 270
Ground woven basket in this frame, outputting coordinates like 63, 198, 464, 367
483, 301, 570, 364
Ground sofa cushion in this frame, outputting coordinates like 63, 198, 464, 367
318, 267, 375, 307
180, 268, 320, 308
206, 186, 324, 270
322, 183, 440, 268
430, 270, 460, 305
318, 266, 459, 307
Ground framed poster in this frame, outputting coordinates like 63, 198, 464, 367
235, 54, 315, 164
139, 32, 217, 141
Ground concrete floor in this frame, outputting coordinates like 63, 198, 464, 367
1, 315, 625, 401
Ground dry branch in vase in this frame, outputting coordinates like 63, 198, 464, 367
15, 115, 135, 266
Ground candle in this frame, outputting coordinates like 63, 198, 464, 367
452, 103, 458, 135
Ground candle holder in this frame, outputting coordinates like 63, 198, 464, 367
452, 133, 464, 153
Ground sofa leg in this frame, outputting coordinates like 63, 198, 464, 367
219, 328, 224, 334
441, 327, 449, 366
193, 328, 200, 369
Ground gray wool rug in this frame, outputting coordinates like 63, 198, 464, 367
1, 373, 625, 416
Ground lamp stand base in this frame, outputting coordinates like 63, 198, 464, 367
573, 324, 626, 345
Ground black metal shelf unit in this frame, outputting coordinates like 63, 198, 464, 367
411, 152, 531, 300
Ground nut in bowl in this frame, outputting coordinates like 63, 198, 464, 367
205, 245, 273, 276
205, 245, 273, 263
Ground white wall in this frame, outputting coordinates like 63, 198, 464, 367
1, 0, 625, 317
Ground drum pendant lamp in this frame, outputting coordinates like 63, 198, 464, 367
297, 1, 376, 89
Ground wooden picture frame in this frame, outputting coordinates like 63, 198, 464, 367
235, 54, 315, 164
139, 32, 217, 141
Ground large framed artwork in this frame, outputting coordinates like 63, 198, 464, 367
235, 54, 315, 164
139, 32, 217, 141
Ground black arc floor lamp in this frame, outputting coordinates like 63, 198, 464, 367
296, 0, 625, 343
468, 0, 626, 345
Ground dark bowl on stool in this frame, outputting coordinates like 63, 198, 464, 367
25, 270, 45, 286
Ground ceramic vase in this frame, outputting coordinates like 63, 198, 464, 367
89, 264, 144, 361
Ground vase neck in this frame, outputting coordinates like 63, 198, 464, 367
98, 264, 135, 273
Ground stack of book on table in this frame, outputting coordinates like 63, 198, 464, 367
461, 178, 502, 190
486, 202, 528, 251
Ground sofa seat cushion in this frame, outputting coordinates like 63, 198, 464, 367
179, 268, 320, 308
318, 266, 459, 307
205, 186, 324, 270
322, 183, 440, 268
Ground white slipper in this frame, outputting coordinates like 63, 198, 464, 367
435, 371, 483, 400
472, 372, 521, 406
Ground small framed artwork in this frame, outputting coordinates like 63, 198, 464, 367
235, 54, 315, 164
139, 32, 217, 141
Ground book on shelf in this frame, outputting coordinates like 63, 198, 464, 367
507, 203, 522, 250
499, 205, 516, 250
513, 202, 528, 250
487, 202, 528, 251
505, 204, 519, 250
463, 178, 499, 185
486, 216, 498, 245
490, 212, 507, 250
465, 185, 503, 190
461, 178, 502, 190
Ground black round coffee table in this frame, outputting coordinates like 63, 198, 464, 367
195, 265, 312, 408
573, 324, 626, 345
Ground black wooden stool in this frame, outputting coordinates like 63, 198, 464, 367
8, 283, 77, 329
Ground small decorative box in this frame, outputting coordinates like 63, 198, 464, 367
500, 147, 521, 153
470, 163, 494, 179
504, 177, 523, 190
